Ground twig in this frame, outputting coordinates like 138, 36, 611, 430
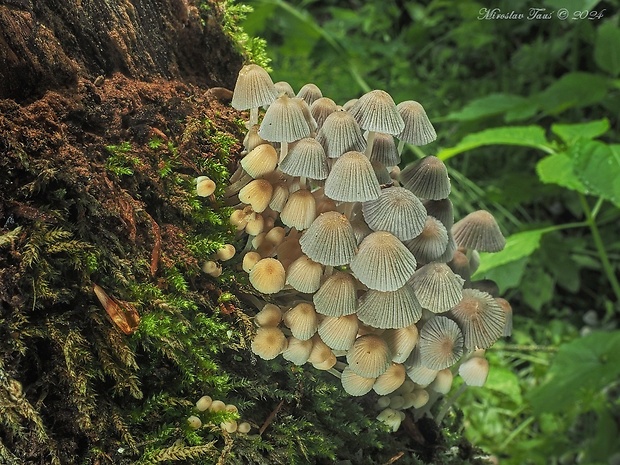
382, 451, 404, 465
259, 399, 285, 435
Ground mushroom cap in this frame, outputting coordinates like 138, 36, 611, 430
259, 94, 311, 143
269, 183, 289, 212
418, 316, 464, 370
400, 156, 451, 200
279, 137, 328, 180
371, 161, 392, 185
254, 304, 283, 327
404, 348, 438, 386
283, 302, 319, 341
449, 289, 506, 349
240, 144, 278, 178
251, 326, 287, 360
318, 314, 359, 350
282, 336, 314, 365
242, 251, 262, 273
296, 83, 323, 105
307, 335, 334, 364
249, 258, 286, 294
310, 97, 338, 129
404, 216, 449, 264
368, 132, 400, 167
316, 110, 366, 158
280, 189, 317, 230
429, 368, 454, 394
231, 64, 278, 110
348, 90, 405, 135
383, 325, 419, 363
286, 254, 323, 294
422, 199, 454, 230
495, 297, 513, 337
346, 334, 392, 378
274, 81, 295, 98
324, 151, 381, 202
447, 250, 471, 282
451, 210, 506, 252
396, 100, 437, 146
196, 176, 216, 197
373, 363, 406, 395
458, 356, 489, 386
243, 124, 269, 153
357, 286, 422, 329
299, 211, 358, 266
195, 395, 213, 412
411, 262, 464, 313
350, 231, 417, 292
238, 179, 273, 213
313, 271, 358, 317
361, 187, 427, 241
341, 366, 376, 396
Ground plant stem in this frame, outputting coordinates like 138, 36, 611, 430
579, 194, 620, 304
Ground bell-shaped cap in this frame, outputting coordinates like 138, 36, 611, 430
324, 151, 381, 202
249, 258, 286, 294
423, 198, 454, 230
357, 286, 422, 329
313, 271, 358, 317
411, 262, 464, 313
274, 81, 295, 98
282, 336, 313, 365
361, 187, 427, 241
299, 211, 358, 266
452, 210, 506, 252
384, 325, 419, 363
251, 327, 287, 360
238, 179, 273, 213
449, 289, 506, 349
317, 110, 366, 158
448, 250, 471, 282
254, 304, 282, 327
496, 297, 513, 337
346, 334, 392, 378
404, 216, 449, 264
286, 254, 323, 294
318, 314, 359, 350
404, 347, 438, 387
350, 231, 417, 291
396, 100, 437, 146
373, 363, 406, 395
348, 90, 405, 135
283, 302, 319, 341
280, 189, 316, 230
240, 144, 278, 178
341, 366, 376, 396
259, 94, 311, 143
459, 355, 489, 386
418, 316, 464, 370
429, 368, 453, 394
368, 132, 400, 166
232, 64, 278, 110
296, 83, 323, 105
279, 138, 328, 180
400, 156, 450, 200
310, 97, 338, 129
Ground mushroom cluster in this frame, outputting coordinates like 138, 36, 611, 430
188, 394, 252, 434
227, 64, 512, 419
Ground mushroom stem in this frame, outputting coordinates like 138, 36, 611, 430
299, 176, 307, 190
334, 361, 347, 370
364, 130, 378, 158
434, 384, 468, 425
327, 368, 342, 379
278, 141, 289, 163
342, 202, 355, 219
324, 265, 334, 278
249, 107, 259, 128
225, 172, 253, 197
397, 140, 406, 155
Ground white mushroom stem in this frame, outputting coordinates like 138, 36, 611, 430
278, 141, 289, 163
342, 202, 356, 219
299, 176, 307, 190
434, 384, 468, 424
225, 172, 253, 197
364, 130, 378, 157
324, 265, 334, 278
397, 140, 406, 155
327, 368, 342, 379
249, 107, 259, 129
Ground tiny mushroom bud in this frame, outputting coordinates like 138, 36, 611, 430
216, 244, 236, 261
196, 395, 213, 411
237, 421, 252, 434
209, 400, 227, 412
187, 415, 202, 429
196, 176, 216, 197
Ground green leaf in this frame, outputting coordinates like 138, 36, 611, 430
529, 331, 620, 413
484, 366, 522, 405
436, 126, 551, 161
571, 140, 620, 208
473, 229, 546, 277
477, 257, 528, 293
595, 22, 620, 76
445, 94, 529, 121
536, 72, 609, 114
521, 268, 554, 311
551, 119, 610, 144
536, 153, 587, 194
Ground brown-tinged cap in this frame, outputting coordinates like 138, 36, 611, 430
411, 262, 464, 313
373, 363, 406, 395
296, 83, 323, 105
299, 211, 358, 266
346, 334, 392, 378
251, 326, 287, 360
396, 100, 437, 146
286, 254, 323, 294
280, 189, 317, 230
400, 156, 450, 200
452, 210, 506, 252
449, 289, 505, 349
348, 90, 405, 134
318, 314, 359, 351
324, 151, 381, 202
283, 302, 319, 341
458, 355, 489, 386
313, 271, 358, 317
341, 365, 376, 396
249, 258, 286, 294
404, 216, 449, 264
418, 316, 464, 370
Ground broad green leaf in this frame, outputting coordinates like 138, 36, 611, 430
595, 22, 620, 77
477, 257, 528, 293
586, 410, 620, 462
473, 229, 546, 277
529, 331, 620, 413
571, 140, 620, 208
536, 72, 609, 114
436, 126, 551, 161
536, 153, 587, 194
445, 94, 529, 121
551, 119, 610, 144
521, 268, 554, 311
484, 366, 522, 405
